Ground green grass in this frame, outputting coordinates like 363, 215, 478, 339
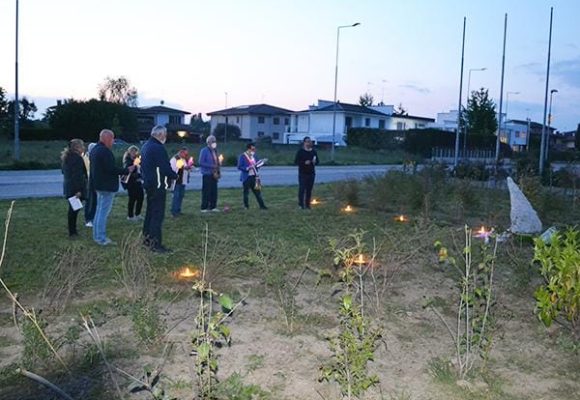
0, 138, 414, 170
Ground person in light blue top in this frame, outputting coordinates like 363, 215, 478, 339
237, 142, 268, 210
198, 135, 221, 212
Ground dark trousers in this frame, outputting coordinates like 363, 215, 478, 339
143, 188, 166, 249
127, 181, 144, 218
84, 181, 97, 222
201, 174, 218, 210
68, 204, 80, 236
298, 173, 315, 209
243, 176, 266, 209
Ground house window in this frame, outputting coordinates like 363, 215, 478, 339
257, 131, 265, 137
272, 132, 280, 140
273, 117, 280, 125
169, 115, 181, 124
396, 122, 406, 130
365, 118, 370, 127
378, 119, 385, 129
258, 116, 265, 124
284, 118, 289, 125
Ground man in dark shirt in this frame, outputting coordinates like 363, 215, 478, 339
294, 136, 319, 209
140, 125, 178, 253
90, 129, 133, 245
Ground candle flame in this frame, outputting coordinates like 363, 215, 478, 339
133, 156, 141, 166
395, 214, 408, 222
174, 266, 200, 281
218, 154, 224, 164
344, 205, 353, 212
176, 159, 185, 169
354, 254, 366, 265
311, 198, 320, 205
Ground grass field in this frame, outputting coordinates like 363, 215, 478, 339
0, 139, 415, 170
0, 177, 578, 399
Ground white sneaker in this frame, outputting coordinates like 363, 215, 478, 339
85, 221, 93, 227
211, 208, 220, 212
201, 209, 209, 213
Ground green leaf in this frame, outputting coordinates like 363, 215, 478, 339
219, 294, 234, 311
342, 295, 352, 311
198, 342, 210, 360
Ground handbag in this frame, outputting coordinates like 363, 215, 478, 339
254, 176, 262, 191
212, 169, 221, 180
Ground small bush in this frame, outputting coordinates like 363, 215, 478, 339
130, 300, 165, 344
534, 229, 580, 339
333, 179, 360, 207
454, 162, 490, 181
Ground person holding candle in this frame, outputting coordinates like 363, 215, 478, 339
123, 145, 144, 221
198, 135, 220, 212
140, 125, 178, 253
237, 142, 268, 210
61, 139, 87, 237
90, 129, 134, 246
294, 136, 319, 209
170, 147, 193, 217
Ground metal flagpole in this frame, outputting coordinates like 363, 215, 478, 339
453, 17, 466, 167
539, 7, 554, 175
495, 14, 507, 164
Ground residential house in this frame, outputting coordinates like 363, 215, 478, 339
428, 110, 460, 132
287, 100, 389, 145
504, 119, 556, 152
207, 104, 294, 143
135, 105, 191, 139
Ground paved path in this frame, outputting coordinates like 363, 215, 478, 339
0, 165, 400, 200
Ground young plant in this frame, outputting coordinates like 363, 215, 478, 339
534, 229, 580, 339
191, 224, 245, 399
322, 229, 382, 398
432, 226, 498, 380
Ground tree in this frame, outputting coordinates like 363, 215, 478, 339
98, 76, 138, 107
0, 87, 9, 136
212, 123, 240, 141
358, 92, 374, 107
190, 113, 210, 133
393, 103, 408, 116
462, 88, 498, 136
575, 123, 580, 151
46, 99, 138, 141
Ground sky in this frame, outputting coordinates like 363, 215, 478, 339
0, 0, 579, 131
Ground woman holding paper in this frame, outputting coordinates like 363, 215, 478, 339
61, 139, 88, 237
237, 142, 268, 210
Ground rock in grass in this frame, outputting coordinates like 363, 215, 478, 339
507, 177, 542, 234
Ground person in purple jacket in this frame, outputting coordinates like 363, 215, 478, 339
198, 135, 221, 212
237, 142, 268, 210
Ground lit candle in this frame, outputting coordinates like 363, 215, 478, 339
176, 159, 185, 169
311, 198, 320, 205
353, 254, 366, 265
133, 156, 141, 166
344, 205, 353, 212
474, 226, 492, 243
394, 214, 408, 223
174, 266, 200, 281
218, 154, 224, 164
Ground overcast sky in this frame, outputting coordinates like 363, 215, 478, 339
0, 0, 578, 130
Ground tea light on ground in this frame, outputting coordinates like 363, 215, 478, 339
343, 205, 354, 212
173, 266, 200, 281
394, 214, 409, 223
310, 198, 320, 205
474, 226, 492, 243
353, 254, 367, 266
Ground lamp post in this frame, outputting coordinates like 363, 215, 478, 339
502, 91, 520, 150
14, 0, 20, 160
545, 88, 558, 161
331, 22, 360, 163
463, 67, 487, 156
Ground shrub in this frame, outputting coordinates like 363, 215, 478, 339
346, 128, 401, 150
453, 162, 490, 181
333, 179, 360, 207
212, 123, 241, 141
534, 229, 580, 339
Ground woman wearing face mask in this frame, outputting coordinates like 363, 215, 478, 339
237, 142, 268, 210
198, 135, 221, 212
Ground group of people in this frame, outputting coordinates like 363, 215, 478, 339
61, 126, 319, 253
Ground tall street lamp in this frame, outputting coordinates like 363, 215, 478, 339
331, 22, 360, 163
503, 91, 520, 150
545, 88, 558, 161
463, 67, 486, 156
14, 0, 20, 160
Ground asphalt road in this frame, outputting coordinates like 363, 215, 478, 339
0, 165, 400, 200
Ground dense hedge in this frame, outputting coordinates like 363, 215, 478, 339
347, 127, 512, 158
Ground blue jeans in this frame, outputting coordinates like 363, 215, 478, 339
93, 191, 115, 243
171, 184, 185, 216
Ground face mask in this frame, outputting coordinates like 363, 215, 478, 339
249, 151, 255, 157
210, 143, 217, 149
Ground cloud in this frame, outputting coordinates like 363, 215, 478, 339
551, 57, 580, 89
399, 84, 430, 94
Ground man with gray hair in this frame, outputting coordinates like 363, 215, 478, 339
198, 135, 221, 212
140, 125, 177, 253
90, 129, 134, 245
